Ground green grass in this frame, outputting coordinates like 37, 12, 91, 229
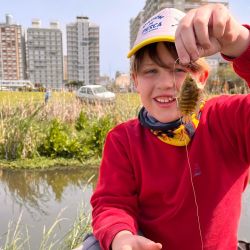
0, 157, 100, 170
1, 89, 248, 170
0, 91, 141, 169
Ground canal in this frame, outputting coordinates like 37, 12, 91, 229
0, 168, 97, 249
0, 168, 249, 249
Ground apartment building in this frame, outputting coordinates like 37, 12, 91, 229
26, 20, 63, 89
63, 55, 67, 81
66, 16, 100, 85
0, 14, 26, 80
129, 11, 144, 50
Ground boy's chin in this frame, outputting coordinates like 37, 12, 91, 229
154, 112, 181, 123
156, 115, 180, 123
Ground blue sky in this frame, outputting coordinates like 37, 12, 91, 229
0, 0, 249, 78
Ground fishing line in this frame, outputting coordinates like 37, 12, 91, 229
173, 58, 204, 250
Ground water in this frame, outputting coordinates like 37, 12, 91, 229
239, 185, 250, 241
0, 168, 249, 249
0, 168, 97, 249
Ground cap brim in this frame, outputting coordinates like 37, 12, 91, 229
127, 35, 175, 58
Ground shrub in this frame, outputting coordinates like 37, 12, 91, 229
38, 119, 75, 158
87, 114, 116, 157
0, 105, 42, 160
75, 111, 89, 131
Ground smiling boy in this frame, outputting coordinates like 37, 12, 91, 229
88, 4, 250, 250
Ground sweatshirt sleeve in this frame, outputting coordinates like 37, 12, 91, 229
222, 24, 250, 86
90, 126, 139, 250
204, 94, 250, 166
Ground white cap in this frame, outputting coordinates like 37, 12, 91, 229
127, 8, 185, 58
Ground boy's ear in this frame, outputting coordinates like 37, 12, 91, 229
192, 69, 209, 89
198, 70, 209, 85
132, 73, 139, 90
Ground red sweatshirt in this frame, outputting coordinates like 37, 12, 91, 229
91, 27, 250, 250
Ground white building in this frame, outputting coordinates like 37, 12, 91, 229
0, 14, 26, 80
0, 79, 34, 91
129, 11, 144, 51
26, 20, 63, 89
66, 16, 100, 85
115, 73, 130, 91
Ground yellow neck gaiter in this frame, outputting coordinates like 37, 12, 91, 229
151, 112, 200, 146
138, 103, 205, 147
151, 101, 205, 146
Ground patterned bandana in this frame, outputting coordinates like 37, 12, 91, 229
138, 106, 202, 146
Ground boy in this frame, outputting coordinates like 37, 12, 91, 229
88, 3, 250, 250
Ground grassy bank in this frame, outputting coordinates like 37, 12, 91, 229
1, 89, 248, 170
0, 91, 140, 169
0, 156, 100, 170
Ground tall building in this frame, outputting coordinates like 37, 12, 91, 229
0, 14, 26, 80
26, 20, 63, 89
63, 55, 68, 81
129, 11, 144, 50
66, 16, 100, 85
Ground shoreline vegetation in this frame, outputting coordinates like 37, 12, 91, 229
0, 91, 141, 170
0, 84, 249, 170
0, 156, 100, 170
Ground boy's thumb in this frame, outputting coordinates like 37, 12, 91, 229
155, 243, 162, 249
145, 241, 162, 249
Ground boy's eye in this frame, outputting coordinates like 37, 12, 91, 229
144, 69, 157, 74
174, 68, 187, 73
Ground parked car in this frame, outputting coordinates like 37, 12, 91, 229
76, 85, 115, 103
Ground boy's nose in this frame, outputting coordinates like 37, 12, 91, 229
156, 71, 174, 89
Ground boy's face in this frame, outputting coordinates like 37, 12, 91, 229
133, 42, 188, 123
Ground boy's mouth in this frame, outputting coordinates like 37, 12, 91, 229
154, 96, 176, 104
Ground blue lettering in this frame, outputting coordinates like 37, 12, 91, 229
142, 22, 162, 34
142, 15, 165, 28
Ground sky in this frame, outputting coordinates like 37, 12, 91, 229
0, 0, 249, 78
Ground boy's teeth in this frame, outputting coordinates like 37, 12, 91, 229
156, 97, 174, 103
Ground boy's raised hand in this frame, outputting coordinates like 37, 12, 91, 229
111, 231, 162, 250
175, 4, 250, 64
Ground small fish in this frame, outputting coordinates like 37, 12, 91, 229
177, 76, 202, 121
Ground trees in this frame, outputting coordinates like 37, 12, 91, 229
65, 80, 84, 90
206, 63, 248, 94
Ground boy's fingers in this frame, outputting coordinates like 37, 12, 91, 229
211, 5, 228, 38
175, 32, 191, 64
121, 246, 133, 250
175, 4, 229, 63
145, 241, 162, 250
179, 22, 200, 62
193, 8, 211, 49
175, 12, 196, 64
155, 243, 163, 249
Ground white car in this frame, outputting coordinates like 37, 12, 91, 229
76, 85, 116, 103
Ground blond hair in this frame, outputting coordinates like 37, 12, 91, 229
131, 42, 210, 75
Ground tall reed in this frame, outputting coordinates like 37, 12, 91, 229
0, 92, 141, 162
2, 213, 30, 250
